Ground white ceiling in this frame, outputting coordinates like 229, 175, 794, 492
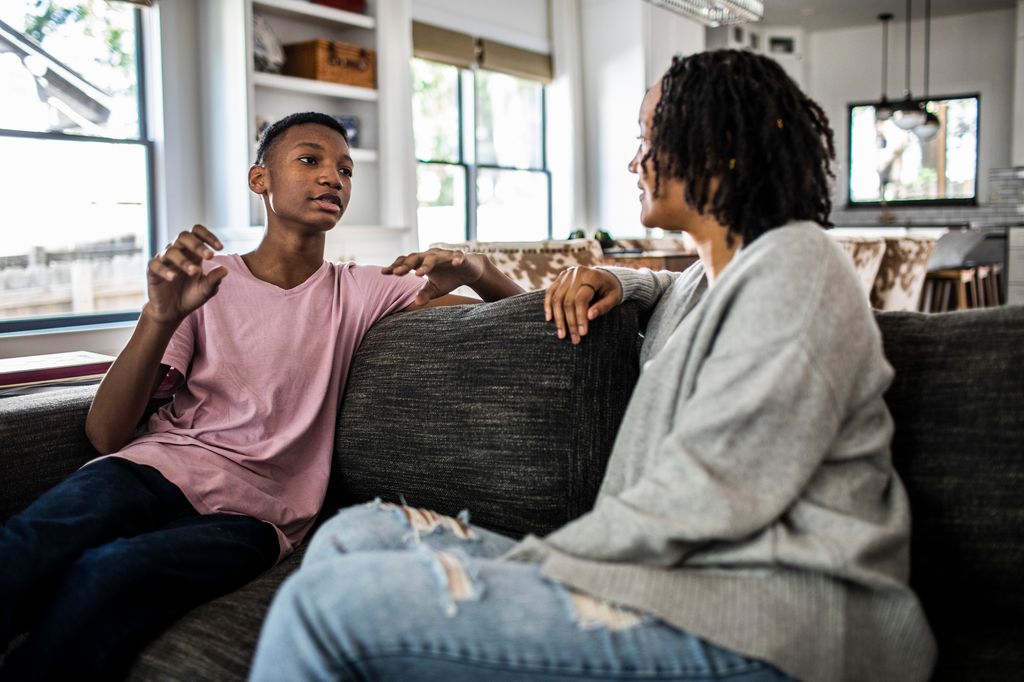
761, 0, 1017, 31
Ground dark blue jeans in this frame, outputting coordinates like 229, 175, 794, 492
0, 457, 279, 680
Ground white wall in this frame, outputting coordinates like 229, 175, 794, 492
580, 0, 704, 236
1013, 0, 1024, 166
806, 8, 1017, 207
580, 0, 645, 235
151, 0, 207, 246
644, 2, 706, 84
548, 0, 588, 236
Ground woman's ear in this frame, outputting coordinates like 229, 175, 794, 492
249, 164, 267, 194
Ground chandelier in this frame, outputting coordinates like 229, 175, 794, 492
877, 0, 939, 139
642, 0, 764, 27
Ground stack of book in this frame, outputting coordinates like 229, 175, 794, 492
0, 351, 115, 397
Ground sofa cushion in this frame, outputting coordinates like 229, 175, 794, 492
928, 623, 1024, 682
876, 306, 1024, 635
326, 290, 641, 539
127, 547, 306, 681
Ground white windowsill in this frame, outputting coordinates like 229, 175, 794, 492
0, 320, 135, 358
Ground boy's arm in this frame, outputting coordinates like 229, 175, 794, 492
85, 317, 180, 454
85, 225, 225, 454
383, 249, 524, 311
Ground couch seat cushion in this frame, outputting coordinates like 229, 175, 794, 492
127, 547, 305, 681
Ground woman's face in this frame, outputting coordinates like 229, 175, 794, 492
628, 82, 694, 231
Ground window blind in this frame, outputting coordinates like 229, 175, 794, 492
412, 21, 552, 83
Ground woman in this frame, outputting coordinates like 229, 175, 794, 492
248, 51, 936, 682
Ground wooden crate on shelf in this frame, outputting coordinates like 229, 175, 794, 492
282, 39, 376, 88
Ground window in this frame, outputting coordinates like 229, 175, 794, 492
848, 95, 979, 206
412, 57, 550, 249
0, 1, 152, 333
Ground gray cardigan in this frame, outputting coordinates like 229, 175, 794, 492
505, 223, 936, 682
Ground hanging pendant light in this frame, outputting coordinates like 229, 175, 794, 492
893, 0, 926, 130
876, 13, 894, 122
914, 0, 941, 140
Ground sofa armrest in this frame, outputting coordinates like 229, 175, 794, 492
0, 385, 98, 521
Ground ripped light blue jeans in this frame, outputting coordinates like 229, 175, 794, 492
248, 502, 792, 681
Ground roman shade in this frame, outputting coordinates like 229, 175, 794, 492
412, 21, 552, 83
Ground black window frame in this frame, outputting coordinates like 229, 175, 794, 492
414, 59, 552, 242
0, 6, 156, 334
845, 92, 981, 209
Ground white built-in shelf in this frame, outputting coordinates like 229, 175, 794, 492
342, 224, 411, 231
252, 0, 375, 29
248, 224, 409, 231
253, 71, 378, 100
350, 148, 377, 162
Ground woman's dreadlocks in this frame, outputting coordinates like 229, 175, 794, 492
647, 50, 836, 245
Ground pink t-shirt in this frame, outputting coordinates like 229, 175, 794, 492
101, 255, 423, 560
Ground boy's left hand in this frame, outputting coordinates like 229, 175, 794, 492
383, 248, 486, 305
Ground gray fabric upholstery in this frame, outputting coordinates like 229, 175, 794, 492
126, 547, 305, 681
0, 385, 97, 521
1, 293, 1020, 680
326, 291, 641, 539
877, 306, 1024, 679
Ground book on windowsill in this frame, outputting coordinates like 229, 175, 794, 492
0, 351, 115, 390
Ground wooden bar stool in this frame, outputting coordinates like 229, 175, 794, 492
922, 268, 978, 312
921, 271, 949, 311
993, 263, 1005, 305
982, 263, 1005, 306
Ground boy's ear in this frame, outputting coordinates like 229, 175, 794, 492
249, 164, 267, 194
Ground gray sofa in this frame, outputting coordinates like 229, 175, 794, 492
1, 290, 1021, 681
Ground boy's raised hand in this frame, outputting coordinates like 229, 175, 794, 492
144, 224, 227, 324
382, 248, 486, 305
545, 266, 622, 344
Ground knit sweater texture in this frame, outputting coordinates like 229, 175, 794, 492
504, 222, 937, 682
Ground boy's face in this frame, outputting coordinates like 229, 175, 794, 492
249, 123, 353, 233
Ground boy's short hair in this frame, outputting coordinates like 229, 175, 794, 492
254, 112, 349, 166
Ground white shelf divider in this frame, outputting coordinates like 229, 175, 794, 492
253, 71, 378, 100
252, 0, 375, 29
350, 148, 378, 162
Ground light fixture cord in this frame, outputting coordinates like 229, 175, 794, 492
904, 0, 912, 98
923, 0, 930, 97
882, 17, 888, 96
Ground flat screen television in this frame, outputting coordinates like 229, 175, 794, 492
847, 94, 979, 206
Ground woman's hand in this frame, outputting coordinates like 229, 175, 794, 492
545, 266, 622, 344
382, 248, 487, 305
143, 224, 226, 325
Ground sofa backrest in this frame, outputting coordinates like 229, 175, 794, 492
327, 290, 641, 538
875, 306, 1024, 668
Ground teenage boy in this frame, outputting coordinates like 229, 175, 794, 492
0, 112, 522, 680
